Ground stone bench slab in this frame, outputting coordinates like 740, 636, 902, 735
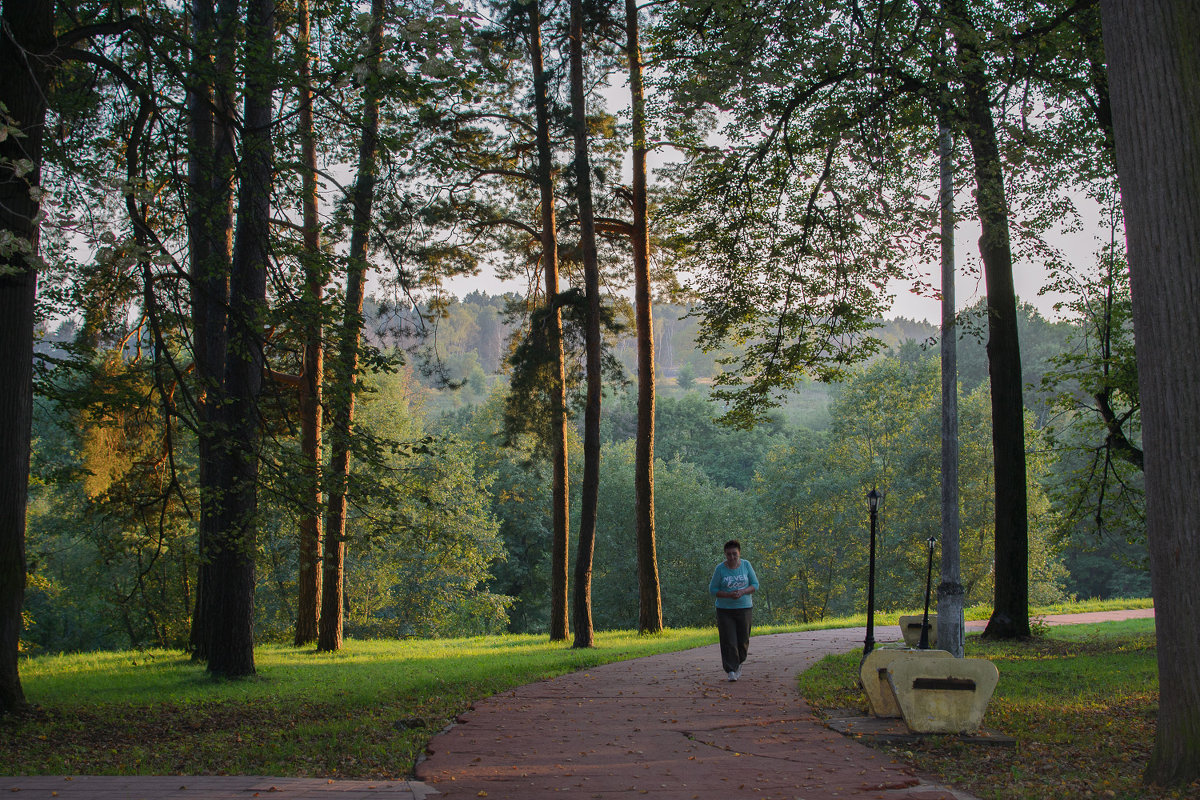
859, 647, 953, 718
898, 614, 938, 648
886, 656, 999, 734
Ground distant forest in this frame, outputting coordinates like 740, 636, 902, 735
25, 289, 1144, 652
370, 290, 1083, 429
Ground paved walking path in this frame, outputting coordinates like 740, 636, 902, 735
2, 609, 1154, 800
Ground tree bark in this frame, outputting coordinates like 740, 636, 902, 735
945, 0, 1030, 640
625, 0, 662, 634
527, 1, 570, 643
936, 110, 964, 658
319, 0, 384, 653
569, 0, 600, 649
1101, 0, 1200, 785
0, 0, 52, 716
187, 0, 237, 661
293, 0, 324, 648
206, 0, 276, 678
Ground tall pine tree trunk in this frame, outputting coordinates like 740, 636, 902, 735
1101, 0, 1200, 785
569, 0, 600, 649
188, 0, 237, 660
625, 0, 662, 634
206, 0, 276, 678
945, 0, 1029, 640
0, 0, 52, 716
319, 0, 384, 653
527, 0, 570, 643
294, 0, 324, 648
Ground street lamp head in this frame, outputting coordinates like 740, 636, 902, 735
867, 487, 881, 513
927, 534, 937, 551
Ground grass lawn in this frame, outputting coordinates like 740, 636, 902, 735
797, 616, 1199, 800
0, 597, 1161, 786
2, 628, 724, 778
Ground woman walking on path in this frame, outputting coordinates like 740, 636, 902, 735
709, 539, 758, 681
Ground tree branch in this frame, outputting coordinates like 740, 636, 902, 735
1094, 389, 1144, 470
474, 216, 541, 240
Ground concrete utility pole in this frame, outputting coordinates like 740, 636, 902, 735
936, 114, 965, 658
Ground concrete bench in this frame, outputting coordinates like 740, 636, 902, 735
885, 656, 999, 734
859, 647, 952, 718
898, 614, 937, 648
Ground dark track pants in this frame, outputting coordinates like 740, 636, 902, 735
716, 607, 752, 673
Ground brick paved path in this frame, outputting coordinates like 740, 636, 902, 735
0, 776, 435, 799
415, 625, 973, 800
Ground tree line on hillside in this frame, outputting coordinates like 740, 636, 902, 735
358, 291, 942, 386
365, 290, 1073, 416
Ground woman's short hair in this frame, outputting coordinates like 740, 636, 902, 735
724, 539, 741, 552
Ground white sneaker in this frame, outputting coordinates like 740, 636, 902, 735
727, 671, 738, 681
734, 669, 741, 680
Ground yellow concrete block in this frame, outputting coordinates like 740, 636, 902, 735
886, 657, 999, 734
898, 614, 937, 648
859, 648, 952, 718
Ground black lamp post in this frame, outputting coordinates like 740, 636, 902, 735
863, 488, 881, 656
918, 534, 937, 650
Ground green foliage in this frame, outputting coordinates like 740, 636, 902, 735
391, 293, 923, 428
754, 350, 1068, 623
675, 360, 696, 390
646, 0, 1116, 440
27, 361, 511, 651
589, 440, 758, 630
1059, 537, 1150, 600
437, 387, 573, 634
264, 368, 510, 642
352, 374, 509, 638
25, 352, 197, 654
753, 430, 862, 622
1039, 243, 1144, 540
503, 288, 628, 454
27, 291, 1144, 651
954, 298, 1076, 426
648, 3, 944, 427
651, 392, 789, 490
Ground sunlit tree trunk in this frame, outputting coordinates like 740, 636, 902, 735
625, 0, 662, 634
293, 0, 324, 648
206, 0, 276, 678
319, 0, 384, 653
0, 0, 52, 716
527, 0, 570, 643
569, 0, 600, 649
1101, 0, 1200, 785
